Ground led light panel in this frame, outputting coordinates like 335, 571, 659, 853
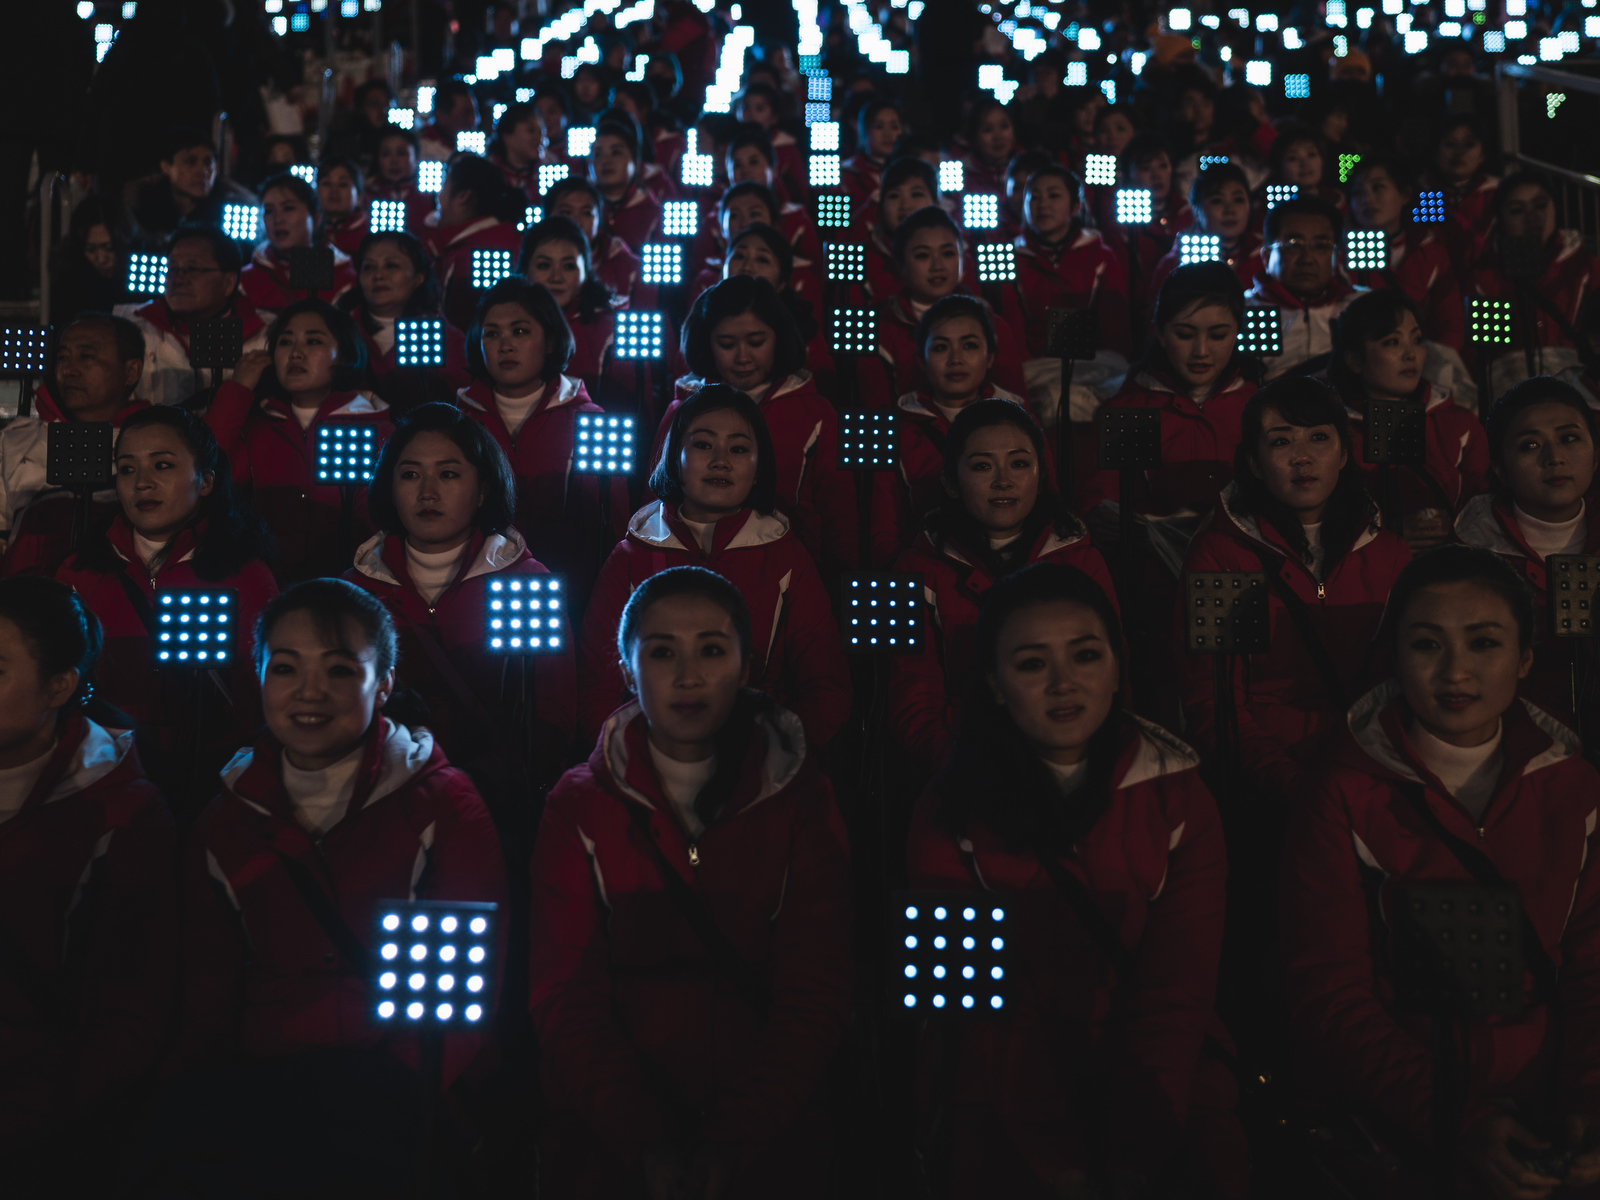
1241, 307, 1283, 356
681, 153, 715, 188
486, 575, 565, 653
838, 410, 898, 470
962, 193, 1000, 230
1198, 154, 1231, 171
538, 163, 569, 194
373, 900, 497, 1026
843, 574, 923, 653
1285, 72, 1311, 98
188, 317, 243, 369
221, 204, 260, 242
614, 310, 665, 359
155, 589, 235, 665
387, 106, 414, 129
892, 894, 1013, 1014
314, 424, 379, 483
1083, 153, 1117, 187
472, 249, 515, 290
810, 120, 840, 152
574, 412, 635, 474
1115, 188, 1153, 225
127, 253, 168, 295
418, 161, 446, 193
830, 307, 876, 355
369, 199, 407, 233
1096, 407, 1162, 470
1265, 183, 1299, 209
455, 131, 487, 155
804, 101, 830, 124
975, 242, 1016, 283
814, 193, 852, 229
290, 164, 317, 186
46, 423, 113, 487
938, 160, 964, 193
1045, 307, 1098, 360
1178, 233, 1221, 265
825, 242, 866, 283
1183, 571, 1270, 653
1466, 297, 1514, 345
809, 154, 841, 188
394, 318, 445, 368
0, 328, 49, 377
518, 204, 543, 232
288, 247, 336, 293
807, 73, 831, 101
1413, 190, 1446, 223
661, 200, 698, 238
1549, 555, 1600, 638
567, 126, 597, 158
1338, 152, 1363, 184
1345, 229, 1387, 271
640, 243, 682, 285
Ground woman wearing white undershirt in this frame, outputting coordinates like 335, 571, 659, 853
1457, 376, 1600, 730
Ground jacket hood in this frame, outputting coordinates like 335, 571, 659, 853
455, 373, 587, 415
260, 389, 388, 421
1216, 479, 1382, 559
40, 717, 139, 808
351, 527, 530, 587
1118, 714, 1203, 789
627, 499, 791, 551
1454, 492, 1525, 558
894, 385, 1029, 422
220, 718, 437, 818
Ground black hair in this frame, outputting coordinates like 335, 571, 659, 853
858, 96, 903, 149
494, 101, 542, 143
1493, 171, 1556, 223
67, 193, 138, 260
914, 294, 997, 358
352, 79, 394, 120
1346, 152, 1413, 195
962, 97, 1015, 152
1093, 102, 1136, 133
1023, 163, 1084, 208
1329, 289, 1423, 404
1119, 133, 1171, 176
376, 127, 421, 158
879, 155, 939, 207
368, 402, 518, 536
160, 126, 216, 162
726, 222, 795, 285
1388, 543, 1535, 651
737, 80, 786, 122
598, 108, 653, 164
317, 155, 365, 195
1231, 378, 1375, 574
610, 80, 659, 120
63, 313, 147, 368
648, 383, 779, 514
261, 298, 368, 395
681, 275, 807, 385
533, 83, 572, 120
435, 79, 476, 114
254, 577, 400, 678
935, 561, 1127, 855
1135, 263, 1254, 384
444, 153, 526, 224
593, 119, 641, 164
1485, 376, 1600, 479
168, 222, 244, 275
1188, 161, 1251, 214
1267, 122, 1326, 184
517, 216, 616, 323
1263, 195, 1343, 243
0, 578, 103, 711
259, 172, 320, 218
718, 181, 780, 227
727, 121, 776, 168
544, 175, 603, 211
1006, 149, 1054, 184
892, 205, 964, 269
465, 277, 574, 384
341, 232, 441, 334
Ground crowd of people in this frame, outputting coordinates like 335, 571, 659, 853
13, 0, 1600, 1196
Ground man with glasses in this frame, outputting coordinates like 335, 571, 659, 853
115, 225, 268, 407
1246, 196, 1364, 380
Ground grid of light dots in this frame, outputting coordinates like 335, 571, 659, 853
1083, 153, 1117, 187
0, 328, 49, 375
518, 204, 544, 232
640, 243, 682, 285
815, 193, 852, 229
844, 575, 920, 650
574, 413, 635, 473
1338, 152, 1363, 184
975, 242, 1016, 283
374, 907, 492, 1025
418, 161, 446, 193
614, 310, 664, 359
810, 120, 840, 152
221, 204, 260, 242
567, 126, 597, 158
369, 199, 407, 233
314, 424, 378, 483
807, 73, 831, 101
681, 152, 715, 188
809, 154, 841, 187
839, 411, 897, 470
455, 131, 487, 154
962, 194, 1000, 230
155, 591, 233, 664
938, 160, 964, 193
387, 106, 414, 129
486, 577, 564, 652
1242, 308, 1283, 356
899, 900, 1008, 1011
127, 253, 168, 295
472, 249, 515, 290
1115, 188, 1153, 225
830, 307, 876, 355
1198, 154, 1231, 171
1412, 190, 1446, 223
1265, 184, 1299, 209
1178, 234, 1221, 265
394, 319, 445, 368
1285, 72, 1311, 99
661, 200, 698, 237
1345, 229, 1387, 271
825, 242, 866, 283
289, 164, 317, 186
1467, 298, 1514, 345
803, 101, 830, 124
538, 163, 570, 193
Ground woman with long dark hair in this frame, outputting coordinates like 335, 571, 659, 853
518, 215, 639, 404
419, 154, 528, 331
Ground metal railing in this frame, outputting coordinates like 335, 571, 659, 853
1498, 61, 1600, 248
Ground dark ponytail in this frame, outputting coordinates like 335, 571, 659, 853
0, 577, 104, 714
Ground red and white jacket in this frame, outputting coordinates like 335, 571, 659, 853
593, 232, 651, 311
1343, 227, 1467, 352
348, 304, 472, 414
418, 216, 525, 333
1179, 484, 1410, 798
1345, 383, 1490, 525
113, 295, 269, 408
529, 701, 852, 1190
840, 150, 887, 206
238, 243, 357, 322
907, 717, 1244, 1195
859, 290, 1030, 411
0, 715, 174, 1151
319, 208, 371, 258
1142, 232, 1266, 315
576, 501, 852, 752
1246, 273, 1364, 381
600, 179, 663, 255
1468, 229, 1600, 383
1281, 683, 1600, 1148
363, 177, 438, 236
1003, 224, 1133, 359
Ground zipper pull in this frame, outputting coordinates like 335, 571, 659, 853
1477, 826, 1487, 841
1315, 581, 1326, 601
687, 844, 700, 867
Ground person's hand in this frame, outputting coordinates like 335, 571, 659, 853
1088, 502, 1121, 549
1561, 1111, 1600, 1186
1462, 1112, 1564, 1200
688, 1146, 737, 1200
1051, 1168, 1097, 1200
1402, 508, 1450, 552
231, 349, 273, 393
641, 1138, 687, 1200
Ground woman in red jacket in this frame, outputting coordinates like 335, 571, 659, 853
656, 275, 858, 574
154, 578, 506, 1195
1330, 289, 1490, 552
862, 156, 940, 302
578, 384, 851, 753
1421, 115, 1500, 267
315, 157, 369, 258
419, 153, 527, 332
454, 277, 627, 600
959, 97, 1019, 199
239, 172, 357, 320
58, 406, 278, 806
841, 96, 904, 205
720, 223, 830, 380
889, 399, 1114, 770
209, 298, 393, 581
0, 579, 175, 1195
532, 565, 852, 1200
907, 562, 1244, 1200
365, 128, 437, 234
1281, 545, 1600, 1198
592, 119, 663, 254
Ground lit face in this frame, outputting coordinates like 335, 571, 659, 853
1073, 94, 1105, 138
902, 227, 963, 303
1094, 112, 1135, 156
1350, 167, 1407, 232
1200, 181, 1251, 242
358, 239, 424, 318
317, 166, 359, 219
272, 313, 340, 399
164, 238, 236, 318
710, 313, 778, 391
1279, 139, 1324, 189
438, 93, 478, 134
865, 107, 903, 159
55, 324, 140, 420
361, 87, 390, 129
500, 114, 545, 167
262, 186, 315, 252
1397, 581, 1531, 748
739, 92, 776, 127
523, 239, 584, 309
947, 420, 1038, 537
1128, 154, 1172, 203
0, 616, 76, 764
1024, 175, 1079, 242
976, 108, 1016, 164
1250, 405, 1348, 523
923, 315, 994, 406
115, 423, 214, 542
376, 135, 416, 184
479, 302, 548, 393
1178, 89, 1215, 139
1436, 125, 1485, 183
1500, 182, 1556, 243
572, 70, 603, 106
1498, 400, 1596, 523
588, 135, 635, 194
987, 600, 1120, 766
83, 223, 116, 279
161, 145, 217, 201
880, 178, 934, 233
677, 406, 758, 520
261, 610, 395, 772
535, 96, 567, 141
1348, 308, 1425, 401
721, 193, 776, 240
550, 192, 601, 240
393, 430, 484, 552
1266, 213, 1337, 297
624, 594, 751, 761
729, 145, 775, 187
724, 236, 783, 287
1156, 300, 1237, 394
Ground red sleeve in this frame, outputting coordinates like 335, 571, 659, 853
869, 469, 907, 569
992, 309, 1030, 400
887, 563, 951, 765
1455, 414, 1492, 507
1094, 248, 1133, 359
576, 542, 634, 752
1552, 767, 1600, 1113
802, 403, 860, 573
771, 549, 853, 748
172, 814, 249, 1068
204, 381, 257, 485
858, 350, 896, 411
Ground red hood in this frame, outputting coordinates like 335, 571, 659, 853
1248, 271, 1358, 312
31, 383, 149, 426
132, 295, 265, 347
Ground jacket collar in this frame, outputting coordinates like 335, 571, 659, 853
455, 374, 584, 416
893, 384, 1029, 425
134, 295, 264, 343
252, 242, 352, 276
674, 371, 812, 406
106, 513, 202, 572
29, 386, 148, 426
259, 389, 389, 423
628, 499, 790, 552
1128, 363, 1251, 412
1247, 271, 1358, 312
9, 713, 138, 825
1216, 479, 1381, 560
351, 527, 530, 590
1017, 222, 1103, 261
1117, 713, 1203, 789
435, 215, 503, 251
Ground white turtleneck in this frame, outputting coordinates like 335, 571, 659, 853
989, 531, 1024, 552
292, 404, 319, 429
283, 743, 364, 834
406, 540, 468, 606
372, 316, 397, 356
133, 532, 171, 573
679, 516, 717, 554
1514, 502, 1586, 561
494, 383, 546, 437
0, 742, 58, 825
1042, 757, 1090, 795
1411, 720, 1504, 823
933, 401, 970, 426
649, 742, 716, 838
1303, 521, 1326, 581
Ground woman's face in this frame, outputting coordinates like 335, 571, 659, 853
988, 600, 1120, 766
1094, 112, 1135, 156
550, 191, 601, 240
677, 405, 758, 520
624, 594, 750, 761
901, 226, 963, 302
880, 178, 934, 232
589, 135, 636, 194
729, 144, 774, 187
1157, 301, 1237, 394
262, 186, 314, 252
83, 223, 117, 279
1178, 89, 1214, 139
572, 70, 603, 106
524, 239, 584, 309
1498, 400, 1597, 523
1350, 308, 1424, 401
1250, 405, 1348, 523
1500, 182, 1556, 243
0, 616, 75, 765
1436, 125, 1485, 183
1200, 181, 1251, 241
535, 97, 567, 142
359, 241, 424, 318
1321, 108, 1350, 145
923, 315, 993, 406
272, 313, 339, 400
865, 108, 903, 159
977, 108, 1016, 164
1073, 94, 1105, 138
115, 423, 214, 542
1397, 582, 1531, 748
1280, 140, 1324, 189
1128, 154, 1172, 203
709, 312, 778, 391
740, 92, 776, 127
362, 88, 391, 129
393, 430, 484, 552
261, 610, 395, 772
376, 136, 416, 184
722, 193, 775, 240
1024, 175, 1078, 242
947, 420, 1038, 538
317, 166, 359, 219
724, 237, 783, 287
479, 302, 548, 392
501, 115, 545, 167
1350, 167, 1407, 232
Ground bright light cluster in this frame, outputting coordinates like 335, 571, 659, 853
418, 162, 445, 193
962, 194, 1000, 230
838, 410, 898, 470
1467, 297, 1514, 345
487, 577, 564, 652
825, 242, 867, 283
661, 200, 698, 237
815, 193, 852, 229
1242, 308, 1283, 356
387, 106, 414, 130
456, 131, 487, 155
1245, 60, 1271, 86
156, 591, 233, 665
574, 413, 635, 474
1083, 154, 1117, 187
897, 899, 1011, 1012
1412, 190, 1446, 223
1115, 188, 1153, 225
471, 250, 515, 290
640, 243, 682, 285
128, 253, 168, 295
975, 242, 1017, 283
568, 127, 597, 157
830, 307, 877, 356
221, 204, 261, 242
1178, 234, 1221, 265
810, 154, 841, 187
518, 205, 543, 232
290, 164, 317, 187
938, 160, 963, 193
614, 311, 665, 359
1265, 184, 1299, 209
0, 328, 49, 376
374, 903, 495, 1025
1345, 229, 1388, 271
538, 163, 570, 193
811, 121, 840, 152
703, 23, 755, 113
394, 319, 445, 368
314, 425, 378, 484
